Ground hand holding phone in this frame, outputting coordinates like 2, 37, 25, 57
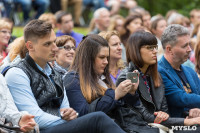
126, 71, 139, 83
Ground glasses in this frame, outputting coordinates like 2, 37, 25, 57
142, 45, 158, 51
58, 45, 76, 51
0, 30, 11, 35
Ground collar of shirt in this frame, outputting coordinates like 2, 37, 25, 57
54, 61, 68, 71
36, 63, 52, 77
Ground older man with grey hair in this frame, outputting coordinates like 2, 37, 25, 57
158, 24, 200, 118
89, 7, 110, 34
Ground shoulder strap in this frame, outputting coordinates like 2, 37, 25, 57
1, 66, 10, 76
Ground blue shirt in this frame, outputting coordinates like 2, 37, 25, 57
56, 30, 83, 48
5, 64, 70, 130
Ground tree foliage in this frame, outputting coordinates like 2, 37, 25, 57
136, 0, 200, 17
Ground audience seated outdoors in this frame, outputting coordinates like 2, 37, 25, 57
63, 34, 151, 132
158, 24, 200, 118
0, 74, 36, 132
89, 7, 111, 34
99, 31, 125, 84
3, 2, 200, 132
55, 11, 83, 48
4, 19, 126, 133
54, 35, 76, 76
116, 30, 200, 130
0, 19, 12, 63
64, 32, 200, 133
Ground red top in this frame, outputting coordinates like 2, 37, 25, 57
0, 51, 7, 63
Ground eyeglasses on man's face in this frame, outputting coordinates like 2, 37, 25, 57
142, 45, 158, 51
58, 45, 76, 51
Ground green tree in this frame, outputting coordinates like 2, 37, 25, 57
136, 0, 200, 17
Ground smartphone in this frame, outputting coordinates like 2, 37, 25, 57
126, 72, 138, 83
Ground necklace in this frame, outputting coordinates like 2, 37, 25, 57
110, 69, 119, 78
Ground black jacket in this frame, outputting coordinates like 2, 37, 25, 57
116, 62, 184, 127
14, 54, 64, 116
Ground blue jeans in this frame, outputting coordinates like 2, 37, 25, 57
14, 0, 49, 20
40, 112, 125, 133
83, 0, 105, 10
32, 0, 49, 19
14, 0, 31, 21
2, 0, 14, 18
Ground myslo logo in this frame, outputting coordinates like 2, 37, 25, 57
171, 126, 197, 131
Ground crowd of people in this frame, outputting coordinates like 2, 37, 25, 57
1, 1, 200, 133
0, 0, 137, 26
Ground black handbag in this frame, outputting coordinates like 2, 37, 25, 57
89, 98, 159, 133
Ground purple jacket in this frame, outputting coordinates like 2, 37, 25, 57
56, 30, 83, 47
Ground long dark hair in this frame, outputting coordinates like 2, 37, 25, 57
70, 34, 114, 103
126, 30, 161, 87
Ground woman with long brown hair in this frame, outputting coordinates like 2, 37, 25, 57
64, 34, 137, 116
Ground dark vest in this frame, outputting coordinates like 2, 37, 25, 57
14, 54, 64, 116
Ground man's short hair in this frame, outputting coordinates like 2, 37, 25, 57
55, 11, 71, 24
161, 24, 190, 49
24, 19, 52, 43
93, 7, 109, 19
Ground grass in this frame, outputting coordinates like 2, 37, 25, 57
13, 27, 24, 37
12, 27, 89, 37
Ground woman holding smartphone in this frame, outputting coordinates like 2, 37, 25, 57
63, 34, 138, 117
116, 30, 200, 127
